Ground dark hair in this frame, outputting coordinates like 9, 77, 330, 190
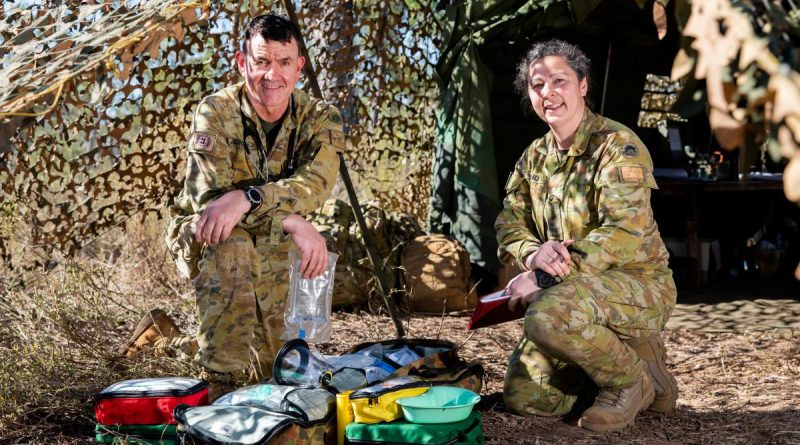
242, 14, 301, 52
513, 39, 593, 109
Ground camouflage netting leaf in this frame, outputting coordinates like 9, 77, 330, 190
638, 74, 686, 135
0, 0, 444, 269
670, 0, 800, 276
295, 0, 441, 217
671, 0, 800, 173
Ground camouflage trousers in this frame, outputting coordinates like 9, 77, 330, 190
167, 215, 292, 380
503, 269, 676, 417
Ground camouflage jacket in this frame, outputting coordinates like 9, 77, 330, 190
495, 108, 670, 276
170, 83, 343, 245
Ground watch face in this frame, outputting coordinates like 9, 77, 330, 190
536, 270, 559, 288
247, 188, 262, 205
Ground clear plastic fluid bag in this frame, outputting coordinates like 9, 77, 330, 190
282, 250, 338, 343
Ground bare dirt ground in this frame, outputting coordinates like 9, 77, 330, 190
1, 216, 799, 444
325, 310, 800, 445
1, 299, 799, 444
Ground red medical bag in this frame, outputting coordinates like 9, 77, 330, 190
94, 377, 209, 425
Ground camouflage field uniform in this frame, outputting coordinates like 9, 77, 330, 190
165, 83, 343, 379
495, 108, 676, 416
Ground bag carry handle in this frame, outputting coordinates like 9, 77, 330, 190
457, 416, 481, 441
407, 361, 467, 378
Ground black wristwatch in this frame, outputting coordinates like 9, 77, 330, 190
245, 187, 262, 213
534, 270, 562, 289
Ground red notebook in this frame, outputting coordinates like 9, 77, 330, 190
467, 290, 527, 330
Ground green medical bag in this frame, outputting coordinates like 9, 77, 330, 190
343, 411, 483, 445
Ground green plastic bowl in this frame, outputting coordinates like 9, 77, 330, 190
396, 386, 481, 424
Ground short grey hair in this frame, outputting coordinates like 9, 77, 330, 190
514, 39, 593, 109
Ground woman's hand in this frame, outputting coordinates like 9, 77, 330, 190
505, 270, 541, 312
525, 240, 574, 277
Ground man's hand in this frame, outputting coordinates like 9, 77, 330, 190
505, 270, 541, 312
525, 240, 574, 278
195, 190, 250, 246
282, 213, 328, 279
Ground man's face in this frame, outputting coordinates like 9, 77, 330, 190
527, 55, 587, 132
235, 34, 305, 121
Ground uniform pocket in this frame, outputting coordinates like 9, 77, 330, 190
597, 271, 665, 334
166, 214, 202, 280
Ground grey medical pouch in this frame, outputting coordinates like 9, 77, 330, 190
175, 384, 335, 445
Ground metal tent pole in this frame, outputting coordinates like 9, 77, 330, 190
278, 0, 406, 338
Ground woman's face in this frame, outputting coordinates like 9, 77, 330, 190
527, 55, 588, 133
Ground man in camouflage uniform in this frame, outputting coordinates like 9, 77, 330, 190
122, 14, 343, 394
495, 39, 678, 432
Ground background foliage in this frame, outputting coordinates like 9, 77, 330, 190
0, 0, 443, 270
2, 0, 800, 443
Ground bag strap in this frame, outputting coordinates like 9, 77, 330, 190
457, 415, 481, 442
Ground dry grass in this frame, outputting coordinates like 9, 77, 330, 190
0, 215, 202, 443
1, 216, 799, 444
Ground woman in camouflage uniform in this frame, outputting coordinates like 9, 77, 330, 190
494, 39, 678, 432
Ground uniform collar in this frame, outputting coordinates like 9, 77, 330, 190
238, 83, 298, 134
538, 107, 599, 157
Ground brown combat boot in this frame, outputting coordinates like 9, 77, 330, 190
578, 373, 655, 432
118, 309, 181, 357
200, 369, 238, 402
626, 334, 678, 414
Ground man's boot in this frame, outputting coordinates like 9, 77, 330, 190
200, 369, 238, 402
578, 373, 655, 432
626, 334, 678, 414
118, 309, 181, 357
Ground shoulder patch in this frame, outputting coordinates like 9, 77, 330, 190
193, 132, 215, 151
620, 144, 638, 158
619, 165, 644, 183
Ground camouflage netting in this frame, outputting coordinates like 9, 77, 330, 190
0, 0, 443, 269
637, 74, 687, 133
3, 0, 800, 275
672, 0, 800, 188
669, 0, 800, 273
